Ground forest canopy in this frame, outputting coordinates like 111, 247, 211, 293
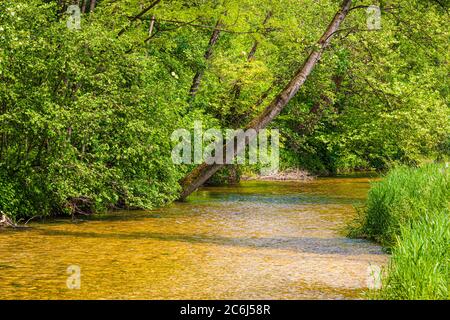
0, 0, 448, 219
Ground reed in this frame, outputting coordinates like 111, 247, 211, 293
349, 164, 449, 299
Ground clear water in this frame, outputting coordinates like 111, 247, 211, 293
0, 177, 387, 299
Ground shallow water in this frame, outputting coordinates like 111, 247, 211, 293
0, 177, 387, 299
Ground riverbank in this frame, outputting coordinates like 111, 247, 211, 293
348, 164, 449, 299
241, 169, 314, 181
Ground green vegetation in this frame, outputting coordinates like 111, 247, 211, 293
0, 0, 449, 220
380, 210, 449, 299
349, 164, 450, 299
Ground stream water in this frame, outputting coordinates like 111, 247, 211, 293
0, 176, 387, 299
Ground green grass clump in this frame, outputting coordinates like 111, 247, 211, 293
375, 210, 449, 299
350, 164, 449, 247
349, 163, 450, 300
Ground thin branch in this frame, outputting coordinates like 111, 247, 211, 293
148, 15, 156, 37
138, 17, 278, 34
117, 0, 162, 37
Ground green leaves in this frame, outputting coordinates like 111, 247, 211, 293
0, 0, 448, 218
0, 0, 186, 218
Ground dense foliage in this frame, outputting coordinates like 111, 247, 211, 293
0, 0, 449, 219
380, 209, 449, 299
349, 164, 449, 299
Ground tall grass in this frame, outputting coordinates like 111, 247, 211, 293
349, 164, 450, 300
377, 211, 449, 299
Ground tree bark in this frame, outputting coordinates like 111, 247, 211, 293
89, 0, 96, 13
117, 0, 162, 37
179, 0, 353, 200
188, 18, 224, 100
81, 0, 87, 14
148, 15, 156, 37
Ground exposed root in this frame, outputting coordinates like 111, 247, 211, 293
0, 212, 27, 229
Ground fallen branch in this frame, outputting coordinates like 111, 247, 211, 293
0, 212, 27, 229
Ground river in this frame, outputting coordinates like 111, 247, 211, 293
0, 176, 387, 299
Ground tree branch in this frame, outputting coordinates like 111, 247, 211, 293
117, 0, 162, 37
178, 0, 354, 200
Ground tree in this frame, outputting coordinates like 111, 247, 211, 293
179, 0, 354, 200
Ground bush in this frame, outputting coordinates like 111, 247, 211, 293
0, 0, 188, 219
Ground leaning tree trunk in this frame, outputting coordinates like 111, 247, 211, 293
179, 0, 353, 200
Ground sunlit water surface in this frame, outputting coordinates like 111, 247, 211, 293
0, 177, 387, 299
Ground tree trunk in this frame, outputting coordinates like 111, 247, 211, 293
226, 10, 273, 126
89, 0, 96, 13
179, 0, 353, 200
145, 16, 158, 43
230, 10, 273, 102
117, 0, 162, 37
188, 19, 224, 100
148, 15, 156, 37
296, 94, 332, 135
297, 75, 343, 135
81, 0, 87, 14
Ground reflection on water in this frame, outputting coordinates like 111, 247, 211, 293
0, 177, 387, 299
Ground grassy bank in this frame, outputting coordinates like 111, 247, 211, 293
349, 164, 449, 299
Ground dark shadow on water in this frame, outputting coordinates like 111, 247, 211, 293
0, 213, 165, 231
189, 192, 365, 206
37, 229, 384, 256
82, 213, 164, 222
